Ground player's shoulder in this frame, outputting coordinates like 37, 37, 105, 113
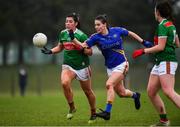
75, 29, 86, 36
163, 20, 174, 28
159, 19, 174, 28
60, 29, 68, 34
89, 33, 99, 38
110, 26, 124, 29
110, 27, 127, 31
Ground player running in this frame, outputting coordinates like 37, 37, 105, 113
71, 14, 153, 120
132, 0, 180, 126
41, 12, 96, 124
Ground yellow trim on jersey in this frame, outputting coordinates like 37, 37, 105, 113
112, 49, 127, 61
112, 49, 124, 55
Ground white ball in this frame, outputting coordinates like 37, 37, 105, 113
33, 33, 47, 48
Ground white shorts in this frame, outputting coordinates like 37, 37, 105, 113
107, 62, 128, 77
62, 64, 91, 81
151, 61, 178, 76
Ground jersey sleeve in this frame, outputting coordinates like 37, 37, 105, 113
86, 34, 97, 47
158, 25, 168, 37
58, 31, 64, 43
119, 27, 129, 36
79, 33, 88, 42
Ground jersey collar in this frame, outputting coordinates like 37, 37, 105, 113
66, 28, 78, 33
159, 18, 167, 25
74, 28, 78, 33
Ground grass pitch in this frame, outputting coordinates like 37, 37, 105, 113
0, 90, 180, 126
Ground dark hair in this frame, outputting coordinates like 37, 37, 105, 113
155, 0, 174, 22
66, 12, 80, 29
95, 14, 109, 28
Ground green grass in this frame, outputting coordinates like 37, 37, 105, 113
0, 90, 180, 126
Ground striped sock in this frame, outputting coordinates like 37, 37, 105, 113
160, 114, 168, 121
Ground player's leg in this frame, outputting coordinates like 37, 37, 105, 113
114, 80, 133, 97
159, 62, 180, 108
114, 81, 141, 110
147, 74, 169, 126
76, 66, 96, 123
61, 67, 76, 119
147, 74, 163, 113
79, 79, 96, 123
160, 74, 180, 108
96, 72, 124, 120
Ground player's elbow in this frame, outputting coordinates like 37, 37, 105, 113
158, 47, 164, 51
157, 45, 165, 51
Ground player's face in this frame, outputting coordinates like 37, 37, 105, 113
65, 17, 77, 30
94, 20, 107, 34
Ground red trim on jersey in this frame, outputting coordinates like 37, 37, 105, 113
63, 42, 83, 50
164, 21, 173, 27
166, 62, 170, 74
88, 66, 91, 77
154, 36, 158, 45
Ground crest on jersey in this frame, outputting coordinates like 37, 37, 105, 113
113, 34, 117, 38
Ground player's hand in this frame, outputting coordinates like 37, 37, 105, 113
82, 47, 93, 56
68, 29, 74, 40
142, 40, 154, 48
41, 47, 52, 54
132, 49, 144, 59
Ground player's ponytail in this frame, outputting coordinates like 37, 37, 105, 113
95, 14, 109, 29
155, 0, 174, 22
67, 12, 81, 29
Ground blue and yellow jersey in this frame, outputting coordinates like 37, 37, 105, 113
86, 27, 128, 69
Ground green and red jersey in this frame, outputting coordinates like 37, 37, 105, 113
58, 29, 89, 70
153, 19, 177, 65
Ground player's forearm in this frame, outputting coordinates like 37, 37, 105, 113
73, 38, 84, 47
144, 44, 164, 54
128, 31, 143, 43
83, 48, 92, 56
51, 43, 63, 54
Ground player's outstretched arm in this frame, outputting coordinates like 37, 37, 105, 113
68, 30, 92, 55
73, 39, 92, 56
128, 31, 154, 48
51, 43, 64, 54
41, 43, 63, 54
132, 37, 167, 59
132, 49, 145, 59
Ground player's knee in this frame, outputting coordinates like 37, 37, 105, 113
106, 82, 114, 90
118, 91, 126, 97
84, 89, 92, 96
84, 90, 95, 100
61, 80, 71, 89
163, 89, 174, 99
147, 87, 156, 98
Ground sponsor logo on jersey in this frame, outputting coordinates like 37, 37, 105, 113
101, 41, 120, 49
63, 42, 82, 50
113, 34, 117, 38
